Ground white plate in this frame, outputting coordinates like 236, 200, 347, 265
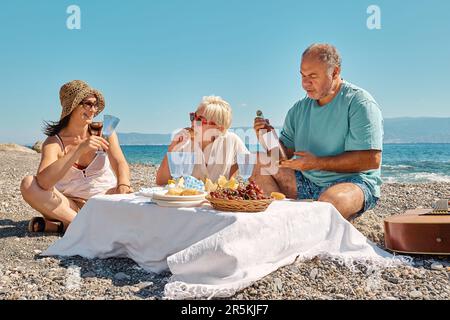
137, 187, 166, 198
152, 190, 208, 201
153, 199, 207, 208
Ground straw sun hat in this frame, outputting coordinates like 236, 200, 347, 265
59, 80, 105, 120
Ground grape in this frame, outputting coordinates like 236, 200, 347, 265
209, 181, 270, 200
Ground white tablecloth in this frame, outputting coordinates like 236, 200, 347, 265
43, 194, 403, 299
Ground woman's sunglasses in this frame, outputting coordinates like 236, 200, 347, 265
189, 112, 216, 126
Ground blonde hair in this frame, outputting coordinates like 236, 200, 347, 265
197, 95, 232, 131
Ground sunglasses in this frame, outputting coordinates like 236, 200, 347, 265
80, 100, 99, 111
189, 112, 216, 126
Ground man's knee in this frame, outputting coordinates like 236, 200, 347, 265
318, 189, 356, 207
318, 192, 341, 205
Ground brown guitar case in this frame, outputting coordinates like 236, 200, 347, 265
384, 209, 450, 255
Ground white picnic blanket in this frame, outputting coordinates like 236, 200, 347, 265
43, 193, 405, 299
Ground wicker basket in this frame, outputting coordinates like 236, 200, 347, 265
206, 196, 273, 213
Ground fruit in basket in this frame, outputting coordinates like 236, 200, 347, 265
209, 180, 270, 201
217, 175, 228, 188
205, 178, 218, 192
270, 192, 286, 200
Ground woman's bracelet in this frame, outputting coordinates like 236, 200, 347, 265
117, 184, 131, 189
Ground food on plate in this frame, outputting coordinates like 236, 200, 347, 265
165, 188, 203, 196
166, 188, 185, 196
180, 189, 203, 196
270, 192, 286, 200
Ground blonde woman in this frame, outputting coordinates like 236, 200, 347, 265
156, 96, 249, 185
20, 80, 133, 234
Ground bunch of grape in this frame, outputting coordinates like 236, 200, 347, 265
209, 181, 269, 200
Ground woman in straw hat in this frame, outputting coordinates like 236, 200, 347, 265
20, 80, 133, 233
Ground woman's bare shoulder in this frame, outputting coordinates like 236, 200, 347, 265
42, 136, 59, 146
41, 136, 63, 154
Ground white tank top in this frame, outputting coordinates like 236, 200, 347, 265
54, 134, 118, 200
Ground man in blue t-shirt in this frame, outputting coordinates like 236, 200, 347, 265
252, 43, 383, 220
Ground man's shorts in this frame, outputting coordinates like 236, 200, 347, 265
295, 170, 379, 216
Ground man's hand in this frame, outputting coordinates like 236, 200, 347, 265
279, 151, 320, 171
253, 117, 273, 143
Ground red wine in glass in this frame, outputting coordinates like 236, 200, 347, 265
90, 122, 104, 153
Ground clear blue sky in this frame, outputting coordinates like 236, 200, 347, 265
1, 0, 449, 144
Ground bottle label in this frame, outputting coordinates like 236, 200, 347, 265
262, 131, 281, 151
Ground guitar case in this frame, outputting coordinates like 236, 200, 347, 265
384, 209, 450, 255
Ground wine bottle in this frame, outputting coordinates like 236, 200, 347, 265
255, 110, 288, 160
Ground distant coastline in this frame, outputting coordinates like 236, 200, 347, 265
10, 117, 450, 147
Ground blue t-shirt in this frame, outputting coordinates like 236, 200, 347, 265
279, 80, 383, 197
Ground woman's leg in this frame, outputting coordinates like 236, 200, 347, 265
20, 176, 81, 231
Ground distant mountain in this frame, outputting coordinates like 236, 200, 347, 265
117, 132, 171, 145
117, 117, 450, 145
383, 117, 450, 143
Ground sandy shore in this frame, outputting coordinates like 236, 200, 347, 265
0, 149, 449, 300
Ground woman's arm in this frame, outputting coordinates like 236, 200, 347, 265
36, 136, 109, 190
156, 154, 171, 186
107, 132, 132, 193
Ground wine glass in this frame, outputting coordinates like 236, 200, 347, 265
102, 114, 120, 140
182, 152, 196, 177
95, 115, 120, 154
167, 152, 185, 180
237, 153, 257, 183
90, 122, 104, 154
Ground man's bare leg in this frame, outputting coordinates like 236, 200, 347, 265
250, 153, 297, 199
318, 183, 364, 220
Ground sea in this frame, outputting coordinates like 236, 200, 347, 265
121, 143, 450, 184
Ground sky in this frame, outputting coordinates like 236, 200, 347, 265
0, 0, 449, 145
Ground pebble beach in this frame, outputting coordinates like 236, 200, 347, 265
0, 148, 449, 300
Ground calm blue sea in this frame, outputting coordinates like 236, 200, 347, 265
121, 144, 450, 183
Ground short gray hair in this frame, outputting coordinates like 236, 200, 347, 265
302, 43, 342, 71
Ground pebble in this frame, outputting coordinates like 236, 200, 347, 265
136, 281, 153, 290
409, 290, 423, 299
114, 272, 131, 281
309, 268, 319, 280
387, 277, 399, 284
82, 272, 96, 278
430, 263, 444, 271
273, 278, 283, 291
335, 294, 346, 299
